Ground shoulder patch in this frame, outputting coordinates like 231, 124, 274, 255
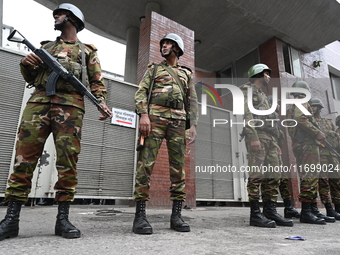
84, 43, 97, 51
147, 62, 156, 68
240, 84, 251, 90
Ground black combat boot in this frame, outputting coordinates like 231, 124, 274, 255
311, 202, 336, 223
170, 200, 190, 232
132, 200, 153, 234
283, 199, 301, 218
300, 202, 326, 224
324, 202, 340, 220
0, 201, 22, 241
263, 200, 293, 226
335, 204, 340, 214
55, 202, 81, 238
249, 200, 276, 228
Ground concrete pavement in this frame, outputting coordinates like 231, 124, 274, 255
0, 204, 339, 255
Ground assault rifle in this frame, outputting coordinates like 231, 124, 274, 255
7, 29, 111, 118
324, 140, 340, 160
309, 119, 340, 160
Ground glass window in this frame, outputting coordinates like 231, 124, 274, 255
330, 72, 340, 100
282, 42, 302, 78
282, 42, 291, 74
291, 47, 302, 78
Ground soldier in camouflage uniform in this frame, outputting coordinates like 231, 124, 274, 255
309, 98, 340, 221
242, 64, 293, 228
287, 81, 327, 224
266, 96, 300, 219
335, 115, 340, 134
133, 33, 198, 234
0, 3, 112, 241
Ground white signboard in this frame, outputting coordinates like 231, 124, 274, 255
111, 108, 137, 129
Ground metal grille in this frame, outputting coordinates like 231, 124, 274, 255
195, 105, 235, 200
76, 78, 138, 199
0, 49, 26, 192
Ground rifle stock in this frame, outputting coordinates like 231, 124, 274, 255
8, 29, 111, 118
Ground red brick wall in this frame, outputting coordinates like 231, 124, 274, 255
137, 12, 195, 209
137, 12, 195, 84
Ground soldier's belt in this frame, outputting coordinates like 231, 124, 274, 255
35, 84, 80, 94
150, 97, 183, 109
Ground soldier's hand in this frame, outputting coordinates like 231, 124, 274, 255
139, 113, 151, 137
315, 131, 326, 145
188, 125, 197, 144
250, 140, 261, 152
98, 103, 112, 120
21, 53, 43, 67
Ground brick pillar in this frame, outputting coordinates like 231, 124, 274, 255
259, 37, 300, 207
137, 11, 195, 209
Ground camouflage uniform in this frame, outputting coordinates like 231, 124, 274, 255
287, 103, 321, 202
5, 38, 107, 203
315, 117, 340, 204
276, 128, 293, 200
242, 84, 281, 202
134, 61, 198, 201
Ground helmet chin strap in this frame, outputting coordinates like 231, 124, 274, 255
161, 47, 173, 58
54, 16, 78, 32
161, 45, 180, 59
262, 77, 269, 86
54, 16, 69, 31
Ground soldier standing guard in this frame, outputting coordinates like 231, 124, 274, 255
266, 96, 300, 219
133, 33, 198, 234
242, 64, 293, 228
309, 97, 340, 221
0, 3, 112, 241
287, 81, 327, 224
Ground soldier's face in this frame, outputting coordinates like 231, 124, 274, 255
311, 105, 320, 114
263, 71, 270, 85
54, 11, 67, 26
161, 40, 173, 55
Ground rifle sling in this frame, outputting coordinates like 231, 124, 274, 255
147, 64, 158, 112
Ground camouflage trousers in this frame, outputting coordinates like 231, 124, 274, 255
134, 115, 186, 201
318, 152, 340, 204
278, 155, 292, 200
293, 144, 320, 202
5, 102, 84, 203
279, 176, 292, 200
246, 138, 281, 202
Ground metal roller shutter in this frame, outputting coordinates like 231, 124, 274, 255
195, 105, 236, 201
0, 49, 26, 193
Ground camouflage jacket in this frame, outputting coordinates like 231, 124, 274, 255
20, 37, 107, 111
315, 117, 340, 155
135, 60, 198, 125
286, 103, 320, 147
241, 84, 279, 142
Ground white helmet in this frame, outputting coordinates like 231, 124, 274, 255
159, 33, 184, 57
53, 3, 85, 32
